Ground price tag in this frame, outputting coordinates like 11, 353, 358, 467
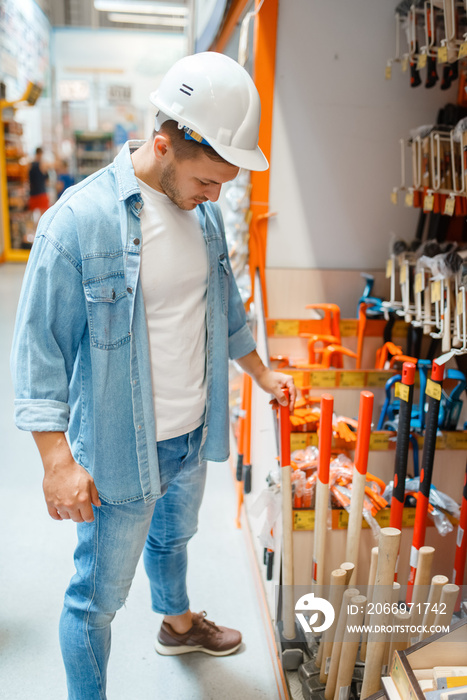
444, 196, 456, 216
401, 55, 409, 72
310, 371, 336, 388
273, 320, 300, 336
367, 371, 393, 388
417, 53, 427, 69
385, 63, 392, 80
445, 432, 467, 450
438, 45, 448, 64
458, 290, 464, 316
293, 510, 314, 531
459, 42, 467, 59
395, 382, 410, 402
431, 280, 442, 302
405, 190, 414, 207
391, 190, 398, 205
424, 192, 434, 211
400, 263, 407, 285
290, 433, 310, 451
386, 258, 394, 279
339, 319, 358, 336
415, 272, 424, 294
339, 371, 366, 388
369, 432, 392, 450
426, 378, 442, 401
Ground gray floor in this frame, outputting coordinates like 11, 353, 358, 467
0, 263, 283, 700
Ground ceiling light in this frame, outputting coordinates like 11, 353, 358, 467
107, 12, 187, 26
94, 1, 187, 15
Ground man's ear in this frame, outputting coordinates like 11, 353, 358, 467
153, 133, 171, 161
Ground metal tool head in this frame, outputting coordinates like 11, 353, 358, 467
298, 659, 321, 683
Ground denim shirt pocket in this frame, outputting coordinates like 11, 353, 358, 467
218, 254, 230, 315
83, 271, 131, 349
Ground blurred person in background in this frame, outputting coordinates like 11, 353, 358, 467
28, 146, 50, 214
55, 158, 75, 198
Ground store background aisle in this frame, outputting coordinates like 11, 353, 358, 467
0, 264, 282, 700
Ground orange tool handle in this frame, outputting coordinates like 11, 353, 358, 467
318, 394, 334, 485
354, 391, 374, 476
279, 389, 291, 468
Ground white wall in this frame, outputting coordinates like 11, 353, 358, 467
267, 0, 458, 271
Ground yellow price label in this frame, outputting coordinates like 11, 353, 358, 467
415, 272, 424, 294
438, 45, 448, 64
310, 371, 336, 388
417, 53, 427, 69
391, 190, 398, 205
339, 371, 366, 388
273, 320, 300, 336
290, 433, 311, 451
444, 196, 456, 216
405, 190, 414, 207
281, 370, 307, 388
395, 382, 410, 402
431, 280, 442, 303
424, 192, 434, 212
400, 263, 407, 285
426, 378, 442, 401
367, 371, 393, 388
386, 258, 394, 279
459, 42, 467, 59
369, 432, 392, 450
401, 56, 409, 72
385, 64, 392, 80
457, 291, 464, 316
293, 510, 314, 531
339, 319, 358, 337
445, 432, 467, 450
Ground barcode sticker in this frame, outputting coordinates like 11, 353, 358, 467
395, 382, 410, 402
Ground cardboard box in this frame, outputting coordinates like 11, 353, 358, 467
390, 620, 467, 700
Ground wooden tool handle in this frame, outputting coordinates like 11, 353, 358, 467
360, 527, 401, 699
360, 546, 378, 662
334, 595, 367, 700
346, 392, 374, 585
319, 568, 348, 682
421, 575, 449, 640
324, 588, 360, 700
433, 583, 459, 629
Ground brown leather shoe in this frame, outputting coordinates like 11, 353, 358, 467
155, 611, 242, 656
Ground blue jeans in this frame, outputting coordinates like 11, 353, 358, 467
59, 425, 207, 700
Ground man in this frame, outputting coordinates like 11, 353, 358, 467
11, 52, 295, 700
28, 146, 50, 214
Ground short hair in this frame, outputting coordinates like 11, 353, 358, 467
154, 120, 228, 164
35, 147, 43, 156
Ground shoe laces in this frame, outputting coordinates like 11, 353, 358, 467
197, 611, 221, 633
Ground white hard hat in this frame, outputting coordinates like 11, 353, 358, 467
149, 52, 268, 172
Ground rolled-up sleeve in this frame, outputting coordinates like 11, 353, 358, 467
10, 231, 86, 432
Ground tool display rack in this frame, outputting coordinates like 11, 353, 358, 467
387, 1, 467, 214
74, 131, 114, 182
0, 82, 41, 263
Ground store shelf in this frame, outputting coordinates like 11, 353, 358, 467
292, 506, 458, 531
74, 131, 114, 182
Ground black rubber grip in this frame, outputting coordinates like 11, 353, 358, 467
463, 461, 467, 501
236, 453, 243, 482
393, 384, 415, 505
266, 551, 274, 581
419, 385, 442, 499
243, 464, 251, 494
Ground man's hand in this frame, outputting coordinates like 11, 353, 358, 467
235, 350, 296, 412
33, 432, 101, 523
255, 368, 296, 412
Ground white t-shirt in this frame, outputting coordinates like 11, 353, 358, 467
137, 177, 208, 441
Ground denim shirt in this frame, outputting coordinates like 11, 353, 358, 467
10, 141, 256, 504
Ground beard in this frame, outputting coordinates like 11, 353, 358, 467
159, 162, 191, 210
